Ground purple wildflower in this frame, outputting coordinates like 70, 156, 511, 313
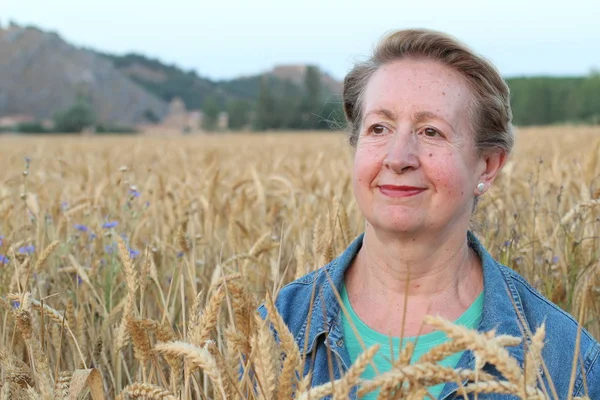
12, 301, 20, 309
551, 256, 560, 264
144, 201, 150, 208
503, 240, 510, 247
0, 255, 9, 264
177, 251, 184, 258
129, 189, 141, 198
102, 221, 118, 229
74, 224, 88, 232
129, 249, 140, 259
90, 233, 97, 240
18, 244, 35, 255
105, 244, 115, 254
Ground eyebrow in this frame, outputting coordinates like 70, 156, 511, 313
413, 111, 444, 124
364, 108, 397, 121
365, 109, 449, 125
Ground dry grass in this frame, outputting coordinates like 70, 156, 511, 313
0, 126, 599, 399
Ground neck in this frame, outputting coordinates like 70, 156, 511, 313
347, 224, 483, 300
345, 224, 483, 336
355, 224, 478, 297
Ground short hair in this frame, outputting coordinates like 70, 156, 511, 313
343, 28, 514, 156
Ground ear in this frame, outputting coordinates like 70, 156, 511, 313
477, 149, 507, 191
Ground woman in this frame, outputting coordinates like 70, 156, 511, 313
261, 29, 599, 399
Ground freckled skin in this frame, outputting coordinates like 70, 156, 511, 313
352, 59, 487, 237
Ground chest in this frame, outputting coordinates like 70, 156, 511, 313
300, 337, 522, 400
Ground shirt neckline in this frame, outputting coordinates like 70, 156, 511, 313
341, 282, 484, 347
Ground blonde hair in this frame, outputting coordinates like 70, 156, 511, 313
343, 28, 514, 155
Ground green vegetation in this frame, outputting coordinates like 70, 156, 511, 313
53, 97, 96, 133
94, 51, 600, 131
506, 74, 600, 126
3, 47, 598, 134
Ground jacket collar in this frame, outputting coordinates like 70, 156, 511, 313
297, 231, 529, 372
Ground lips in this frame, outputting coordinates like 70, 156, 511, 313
378, 185, 426, 198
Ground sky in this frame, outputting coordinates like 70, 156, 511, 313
3, 0, 600, 81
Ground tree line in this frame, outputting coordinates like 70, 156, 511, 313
200, 66, 345, 132
3, 71, 599, 134
220, 71, 600, 131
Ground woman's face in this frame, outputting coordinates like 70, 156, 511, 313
352, 58, 488, 237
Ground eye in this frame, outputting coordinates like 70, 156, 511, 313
422, 127, 441, 137
369, 124, 388, 135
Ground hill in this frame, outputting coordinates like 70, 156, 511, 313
1, 22, 598, 131
0, 23, 169, 126
96, 52, 341, 110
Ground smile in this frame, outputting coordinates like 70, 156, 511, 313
378, 185, 426, 198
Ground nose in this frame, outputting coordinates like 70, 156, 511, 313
383, 128, 420, 173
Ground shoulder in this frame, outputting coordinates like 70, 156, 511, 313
257, 265, 329, 335
258, 234, 363, 337
497, 263, 600, 395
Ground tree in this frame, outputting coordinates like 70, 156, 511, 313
227, 99, 252, 130
298, 66, 323, 129
53, 97, 96, 133
254, 77, 279, 130
279, 80, 302, 129
201, 95, 221, 131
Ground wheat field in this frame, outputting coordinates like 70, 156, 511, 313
0, 126, 599, 399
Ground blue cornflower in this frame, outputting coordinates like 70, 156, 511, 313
90, 233, 97, 241
144, 201, 150, 208
105, 244, 115, 254
177, 251, 184, 259
0, 255, 9, 264
129, 189, 141, 198
12, 301, 20, 309
551, 256, 560, 264
102, 221, 118, 229
74, 224, 89, 232
61, 201, 69, 211
503, 240, 511, 247
129, 249, 140, 259
18, 244, 35, 255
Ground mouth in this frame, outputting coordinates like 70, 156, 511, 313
378, 185, 426, 198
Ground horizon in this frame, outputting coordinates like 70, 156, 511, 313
3, 0, 600, 82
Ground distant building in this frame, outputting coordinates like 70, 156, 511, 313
160, 97, 210, 133
217, 112, 229, 131
0, 114, 35, 128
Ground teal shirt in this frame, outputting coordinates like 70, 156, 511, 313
341, 284, 484, 399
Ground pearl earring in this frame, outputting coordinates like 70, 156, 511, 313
477, 183, 485, 192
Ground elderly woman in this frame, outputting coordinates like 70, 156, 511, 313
262, 29, 599, 399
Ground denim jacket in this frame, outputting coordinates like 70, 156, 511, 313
259, 232, 600, 399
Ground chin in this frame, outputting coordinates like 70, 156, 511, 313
368, 216, 424, 235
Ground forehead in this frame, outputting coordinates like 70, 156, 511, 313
362, 59, 474, 126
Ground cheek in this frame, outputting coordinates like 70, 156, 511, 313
353, 147, 381, 184
428, 156, 471, 200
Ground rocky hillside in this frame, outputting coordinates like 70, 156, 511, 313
0, 24, 169, 125
0, 23, 343, 128
98, 52, 342, 111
